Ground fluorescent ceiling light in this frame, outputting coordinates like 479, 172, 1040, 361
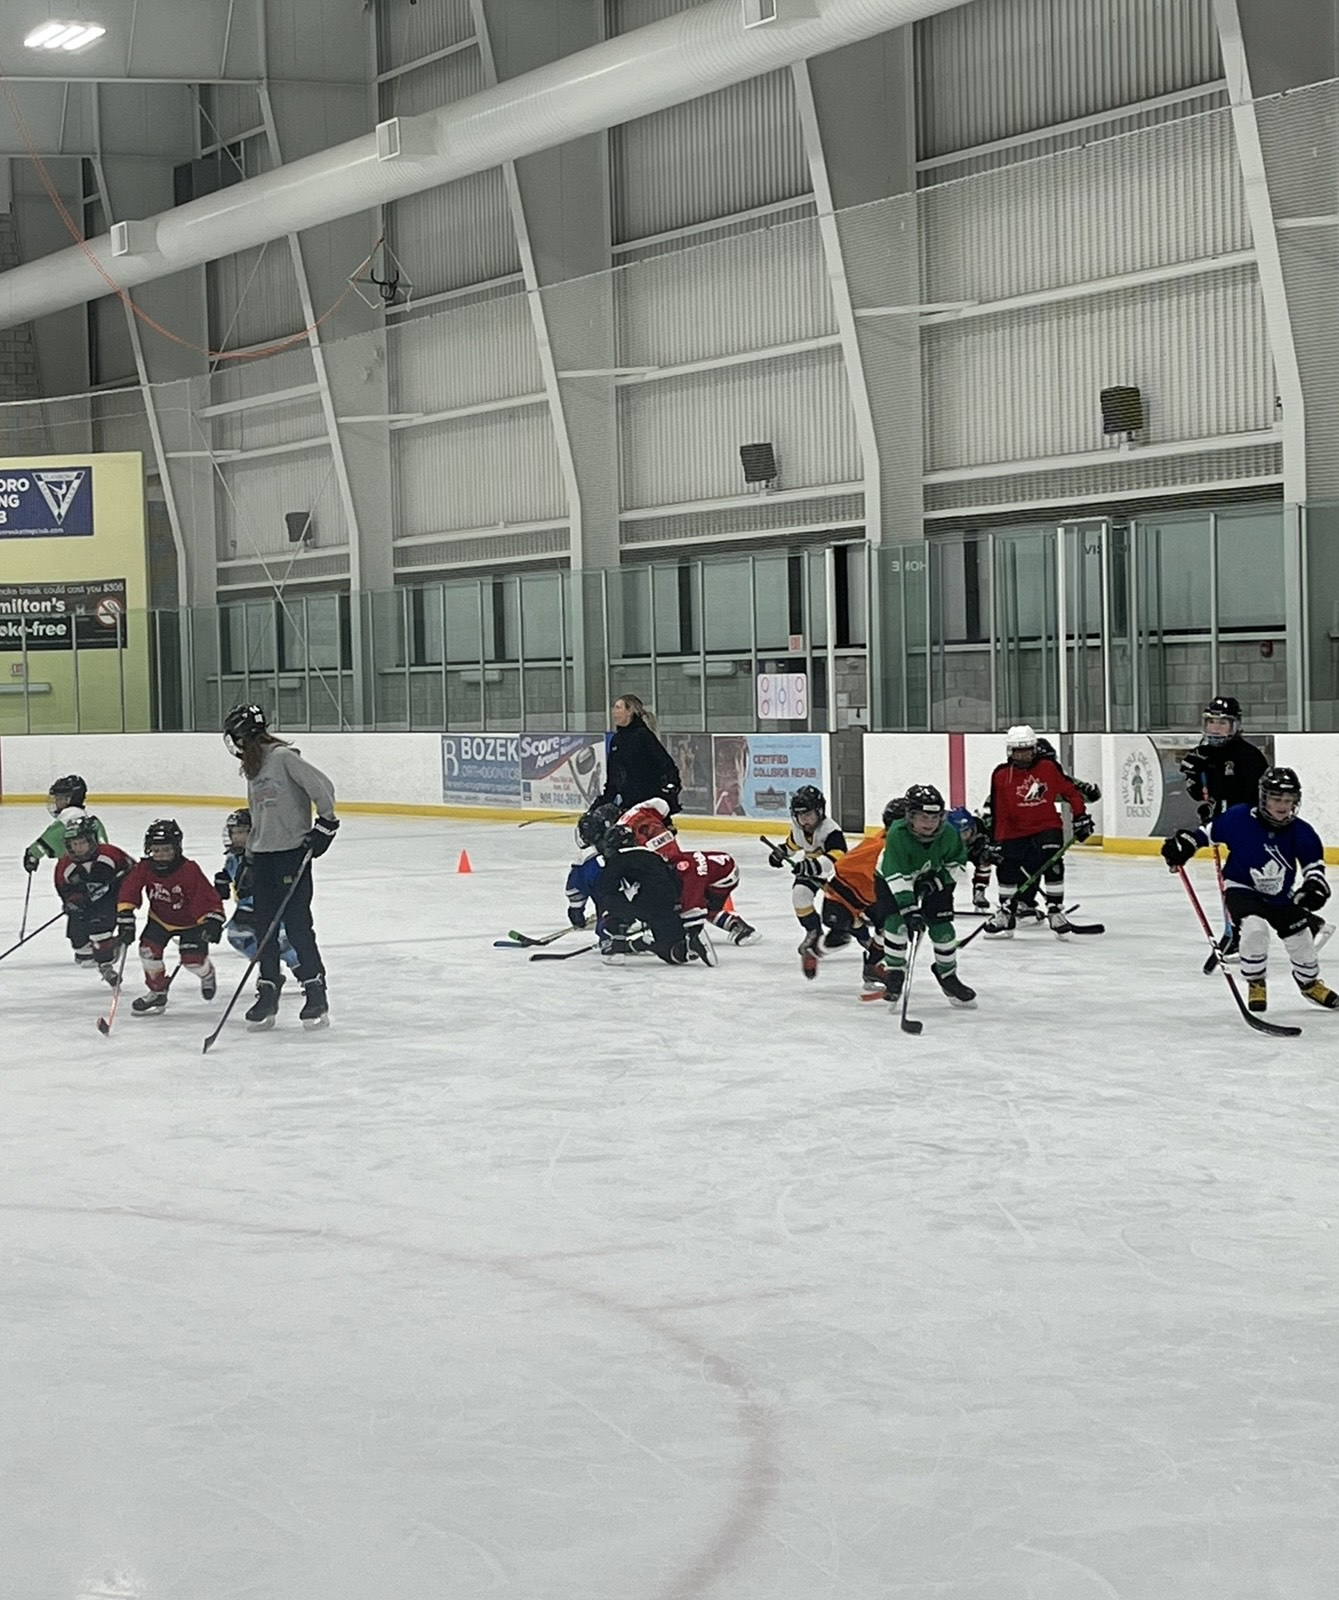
24, 20, 105, 50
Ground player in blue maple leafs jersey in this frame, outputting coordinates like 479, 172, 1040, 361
1162, 765, 1338, 1013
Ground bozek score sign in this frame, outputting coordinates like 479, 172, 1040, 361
0, 581, 128, 651
0, 468, 94, 538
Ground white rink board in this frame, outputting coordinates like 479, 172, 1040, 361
3, 806, 1338, 1598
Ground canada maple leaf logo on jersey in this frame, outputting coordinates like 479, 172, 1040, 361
1020, 778, 1047, 803
1250, 852, 1287, 898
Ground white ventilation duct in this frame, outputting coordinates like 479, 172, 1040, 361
0, 0, 969, 330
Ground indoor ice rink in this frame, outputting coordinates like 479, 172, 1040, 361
3, 0, 1339, 1594
4, 805, 1339, 1600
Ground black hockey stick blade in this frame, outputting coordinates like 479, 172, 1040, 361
1063, 921, 1105, 935
530, 943, 595, 962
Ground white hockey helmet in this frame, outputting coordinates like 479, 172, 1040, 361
1005, 724, 1038, 751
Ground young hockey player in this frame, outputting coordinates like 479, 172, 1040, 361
1161, 766, 1336, 1012
766, 785, 847, 978
970, 738, 1099, 913
52, 814, 134, 985
116, 819, 225, 1015
214, 809, 299, 972
821, 795, 904, 985
948, 807, 1000, 914
1179, 695, 1269, 823
592, 823, 691, 966
984, 726, 1093, 936
22, 775, 106, 876
565, 804, 619, 929
876, 785, 974, 1007
617, 797, 759, 946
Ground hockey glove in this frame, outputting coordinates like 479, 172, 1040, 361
901, 907, 928, 939
1075, 779, 1102, 803
1196, 801, 1216, 825
202, 913, 225, 945
116, 911, 137, 947
567, 905, 587, 929
22, 848, 41, 874
1072, 813, 1095, 843
1178, 752, 1207, 789
766, 845, 789, 869
1294, 875, 1331, 913
791, 856, 828, 885
1160, 830, 1200, 870
304, 815, 340, 858
213, 870, 233, 900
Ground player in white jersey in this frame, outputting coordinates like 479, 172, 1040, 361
765, 784, 848, 978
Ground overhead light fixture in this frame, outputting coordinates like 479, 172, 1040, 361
24, 20, 106, 51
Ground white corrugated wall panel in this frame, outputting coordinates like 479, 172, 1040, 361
215, 398, 327, 455
916, 0, 1221, 158
92, 390, 153, 459
216, 447, 349, 560
198, 83, 262, 145
392, 406, 567, 535
388, 289, 541, 415
376, 0, 474, 73
921, 102, 1247, 304
923, 263, 1273, 469
617, 213, 834, 368
208, 240, 306, 351
381, 50, 519, 297
612, 71, 810, 243
606, 0, 699, 34
619, 345, 859, 508
206, 346, 318, 408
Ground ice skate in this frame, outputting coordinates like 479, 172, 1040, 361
97, 962, 121, 989
1046, 904, 1074, 936
74, 948, 97, 968
880, 968, 906, 1004
983, 905, 1015, 937
1247, 979, 1267, 1013
721, 913, 760, 946
798, 927, 820, 980
935, 969, 977, 1008
971, 883, 990, 912
245, 978, 281, 1030
861, 953, 889, 991
1297, 978, 1339, 1010
200, 966, 217, 1001
131, 991, 167, 1016
299, 977, 329, 1029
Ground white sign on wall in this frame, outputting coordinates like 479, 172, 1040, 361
756, 672, 808, 721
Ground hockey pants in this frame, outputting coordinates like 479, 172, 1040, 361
1225, 890, 1320, 987
997, 830, 1065, 909
139, 918, 215, 993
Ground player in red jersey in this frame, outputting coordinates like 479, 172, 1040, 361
116, 819, 225, 1015
617, 797, 760, 950
984, 725, 1093, 937
53, 813, 134, 986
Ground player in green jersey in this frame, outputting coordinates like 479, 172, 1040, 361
875, 783, 976, 1009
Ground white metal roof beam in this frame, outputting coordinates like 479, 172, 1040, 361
0, 0, 971, 330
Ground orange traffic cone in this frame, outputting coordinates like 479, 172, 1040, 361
457, 849, 472, 874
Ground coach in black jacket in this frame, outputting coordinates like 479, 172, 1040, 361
597, 695, 682, 814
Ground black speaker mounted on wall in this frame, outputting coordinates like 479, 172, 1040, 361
285, 510, 314, 545
1100, 386, 1144, 437
739, 441, 778, 486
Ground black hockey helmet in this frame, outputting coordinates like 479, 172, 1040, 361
904, 783, 946, 837
790, 785, 825, 820
144, 817, 184, 872
576, 803, 619, 850
47, 773, 88, 814
1257, 766, 1301, 828
1035, 736, 1057, 762
224, 807, 252, 849
882, 794, 909, 829
63, 813, 101, 860
598, 822, 635, 857
224, 703, 268, 756
1203, 695, 1242, 744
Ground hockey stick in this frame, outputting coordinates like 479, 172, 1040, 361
1202, 842, 1234, 975
518, 813, 582, 829
95, 941, 132, 1035
18, 872, 33, 941
899, 929, 924, 1035
530, 943, 595, 961
0, 908, 64, 964
1174, 866, 1301, 1038
955, 838, 1078, 952
494, 923, 585, 949
203, 850, 314, 1055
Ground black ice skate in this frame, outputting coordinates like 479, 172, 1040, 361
861, 953, 889, 991
971, 883, 990, 912
935, 969, 977, 1008
687, 929, 718, 967
246, 978, 281, 1030
880, 967, 906, 1004
1046, 904, 1075, 936
299, 977, 329, 1029
983, 906, 1016, 937
720, 913, 760, 946
131, 990, 167, 1016
98, 962, 121, 989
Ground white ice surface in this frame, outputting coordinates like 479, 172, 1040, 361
2, 805, 1338, 1600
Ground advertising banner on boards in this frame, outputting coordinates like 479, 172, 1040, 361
712, 734, 824, 819
520, 734, 605, 812
0, 466, 94, 539
1112, 733, 1275, 836
0, 580, 127, 651
441, 734, 523, 807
